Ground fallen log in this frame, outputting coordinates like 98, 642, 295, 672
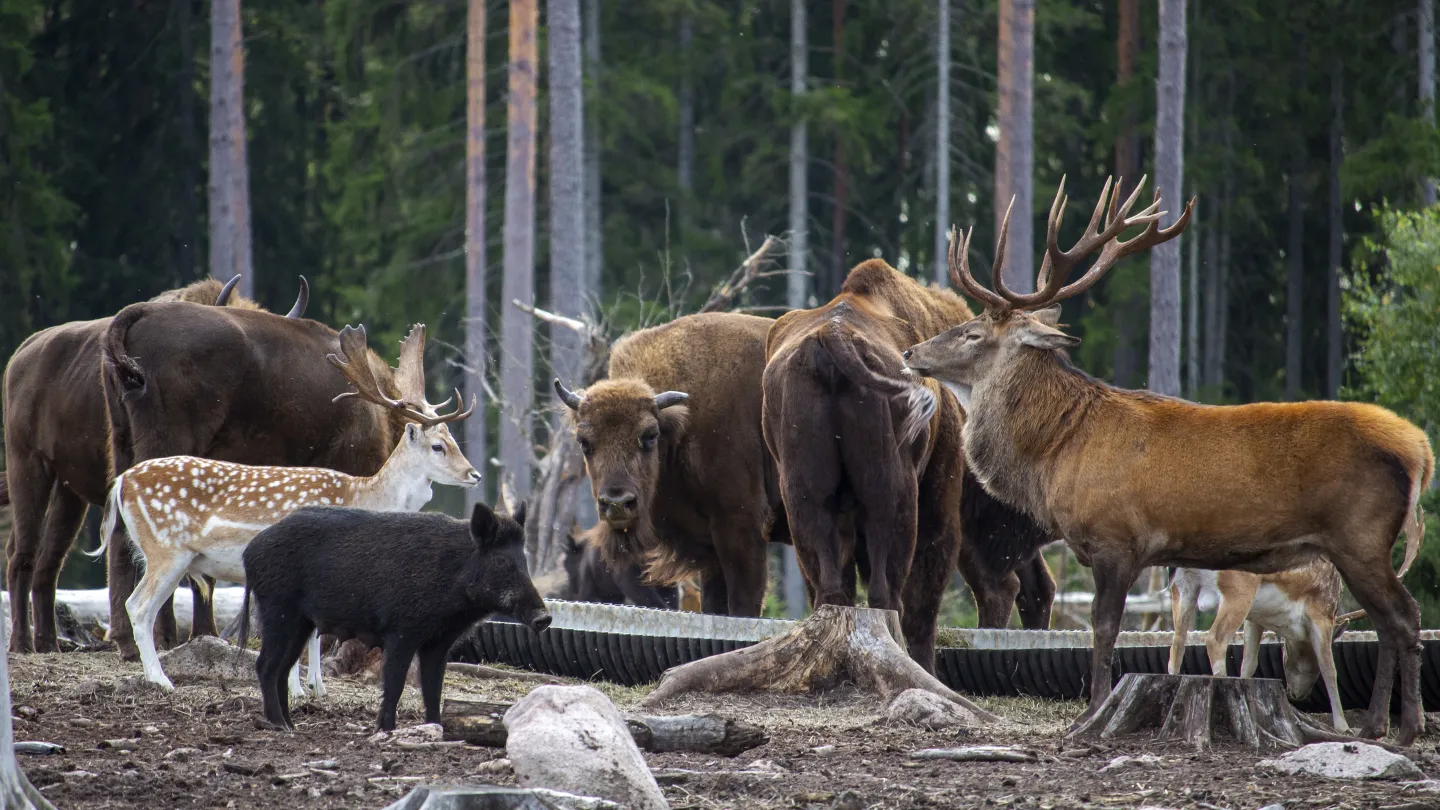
440, 699, 767, 757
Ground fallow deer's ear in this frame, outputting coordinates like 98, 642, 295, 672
1031, 305, 1064, 327
405, 422, 421, 442
1016, 320, 1080, 351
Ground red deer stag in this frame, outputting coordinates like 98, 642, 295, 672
903, 176, 1432, 745
98, 303, 438, 662
761, 258, 1056, 673
1, 275, 308, 653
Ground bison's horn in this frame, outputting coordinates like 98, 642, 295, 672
554, 378, 583, 411
215, 274, 242, 306
654, 391, 689, 410
286, 275, 310, 318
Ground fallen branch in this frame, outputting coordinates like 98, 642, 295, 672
696, 235, 785, 314
509, 301, 593, 336
911, 746, 1040, 763
440, 699, 768, 757
446, 662, 564, 685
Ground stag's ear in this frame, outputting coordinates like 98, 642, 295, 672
1016, 320, 1081, 351
1031, 305, 1064, 327
470, 502, 499, 545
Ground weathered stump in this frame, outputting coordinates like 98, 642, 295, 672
1071, 673, 1353, 751
637, 605, 999, 723
441, 699, 767, 757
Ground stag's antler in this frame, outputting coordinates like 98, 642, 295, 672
327, 324, 475, 428
952, 176, 1195, 314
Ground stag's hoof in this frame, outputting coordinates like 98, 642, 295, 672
1357, 720, 1390, 741
116, 642, 141, 663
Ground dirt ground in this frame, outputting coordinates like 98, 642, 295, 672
9, 650, 1440, 810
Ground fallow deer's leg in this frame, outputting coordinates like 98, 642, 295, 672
1309, 615, 1349, 731
126, 549, 196, 691
1167, 573, 1197, 675
1239, 621, 1263, 678
305, 631, 326, 699
1206, 579, 1256, 677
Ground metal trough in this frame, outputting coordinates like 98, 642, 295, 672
454, 600, 1440, 712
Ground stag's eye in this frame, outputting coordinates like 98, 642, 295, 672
639, 431, 659, 451
965, 332, 982, 342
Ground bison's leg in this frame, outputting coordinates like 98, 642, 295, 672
710, 517, 768, 617
772, 400, 849, 607
30, 486, 88, 652
1068, 552, 1141, 734
698, 574, 729, 615
4, 461, 53, 654
901, 478, 964, 673
957, 544, 1019, 629
1013, 554, 1056, 630
188, 576, 218, 639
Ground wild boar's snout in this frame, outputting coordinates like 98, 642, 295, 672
527, 610, 553, 633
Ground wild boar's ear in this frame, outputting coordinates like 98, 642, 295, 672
215, 274, 242, 305
553, 378, 583, 411
511, 500, 528, 528
653, 391, 689, 410
285, 275, 310, 318
470, 502, 499, 544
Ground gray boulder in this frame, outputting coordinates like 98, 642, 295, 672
1259, 742, 1422, 780
382, 785, 623, 810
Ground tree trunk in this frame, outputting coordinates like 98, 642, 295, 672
995, 0, 1034, 293
788, 0, 808, 310
209, 0, 252, 297
549, 0, 586, 415
1327, 62, 1344, 399
1202, 210, 1220, 393
1218, 65, 1234, 392
501, 0, 540, 500
1285, 29, 1306, 401
0, 612, 54, 809
933, 0, 951, 287
1148, 0, 1187, 397
828, 0, 848, 297
677, 11, 694, 234
1422, 0, 1436, 205
583, 0, 603, 299
1115, 0, 1140, 198
174, 0, 200, 284
1185, 0, 1200, 399
465, 0, 489, 507
441, 700, 767, 757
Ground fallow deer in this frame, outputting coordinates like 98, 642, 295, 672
88, 324, 479, 693
902, 176, 1432, 744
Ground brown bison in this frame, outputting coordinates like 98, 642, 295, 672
0, 276, 307, 653
97, 299, 427, 661
761, 259, 1055, 672
554, 312, 787, 615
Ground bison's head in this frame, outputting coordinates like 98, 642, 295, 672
553, 377, 689, 534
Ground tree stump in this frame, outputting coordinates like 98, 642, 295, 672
1070, 673, 1353, 751
637, 605, 1000, 723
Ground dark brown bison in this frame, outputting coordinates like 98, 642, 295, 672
0, 276, 307, 653
761, 259, 1055, 672
554, 312, 787, 615
97, 300, 426, 661
559, 533, 680, 610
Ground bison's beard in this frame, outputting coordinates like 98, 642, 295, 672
585, 511, 714, 589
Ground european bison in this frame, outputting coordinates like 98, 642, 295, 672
762, 258, 1055, 673
99, 304, 429, 661
0, 276, 306, 653
241, 502, 551, 732
554, 312, 786, 615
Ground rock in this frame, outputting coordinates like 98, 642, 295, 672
381, 785, 625, 810
159, 636, 257, 682
832, 790, 864, 810
811, 745, 837, 756
1099, 754, 1163, 773
165, 747, 203, 762
14, 742, 64, 755
371, 723, 445, 746
1259, 742, 1422, 781
504, 685, 669, 810
885, 689, 974, 730
1397, 780, 1440, 793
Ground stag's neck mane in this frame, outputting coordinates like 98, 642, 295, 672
962, 349, 1115, 527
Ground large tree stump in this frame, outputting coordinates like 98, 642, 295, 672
441, 699, 767, 757
637, 605, 1000, 723
1071, 673, 1354, 751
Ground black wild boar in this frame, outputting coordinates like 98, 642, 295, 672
240, 502, 551, 732
560, 533, 679, 609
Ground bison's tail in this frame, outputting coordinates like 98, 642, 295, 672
103, 305, 149, 397
0, 472, 8, 507
813, 321, 936, 445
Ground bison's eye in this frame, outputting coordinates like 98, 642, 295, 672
578, 438, 594, 456
639, 430, 659, 451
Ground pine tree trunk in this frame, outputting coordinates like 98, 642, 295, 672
1421, 0, 1436, 205
465, 0, 489, 507
583, 0, 603, 299
1115, 0, 1140, 199
1217, 65, 1234, 392
995, 0, 1034, 293
934, 0, 951, 287
549, 0, 585, 412
829, 0, 848, 297
1285, 30, 1307, 401
1327, 63, 1344, 399
209, 0, 252, 297
501, 0, 540, 500
677, 11, 694, 235
1148, 0, 1187, 397
1185, 0, 1200, 399
175, 0, 200, 284
788, 0, 808, 310
1202, 211, 1219, 393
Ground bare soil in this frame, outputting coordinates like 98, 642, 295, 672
9, 649, 1440, 810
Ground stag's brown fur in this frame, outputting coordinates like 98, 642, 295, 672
1, 279, 262, 653
99, 303, 415, 660
762, 259, 1056, 672
559, 312, 785, 616
904, 176, 1432, 743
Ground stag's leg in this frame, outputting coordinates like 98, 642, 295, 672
31, 486, 88, 652
1014, 553, 1056, 630
189, 576, 218, 639
125, 549, 195, 691
5, 462, 53, 654
1070, 552, 1140, 731
1330, 546, 1422, 744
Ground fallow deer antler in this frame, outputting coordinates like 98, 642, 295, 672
327, 324, 475, 428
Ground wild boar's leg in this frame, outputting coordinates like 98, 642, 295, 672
377, 640, 421, 732
4, 459, 52, 654
417, 642, 451, 724
1071, 553, 1141, 732
30, 487, 88, 652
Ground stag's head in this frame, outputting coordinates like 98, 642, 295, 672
553, 377, 689, 532
327, 323, 481, 489
903, 176, 1194, 403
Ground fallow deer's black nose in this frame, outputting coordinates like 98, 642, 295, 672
598, 490, 637, 509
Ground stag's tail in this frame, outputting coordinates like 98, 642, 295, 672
1397, 446, 1433, 580
88, 473, 127, 559
0, 472, 9, 507
103, 305, 149, 396
814, 321, 936, 445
